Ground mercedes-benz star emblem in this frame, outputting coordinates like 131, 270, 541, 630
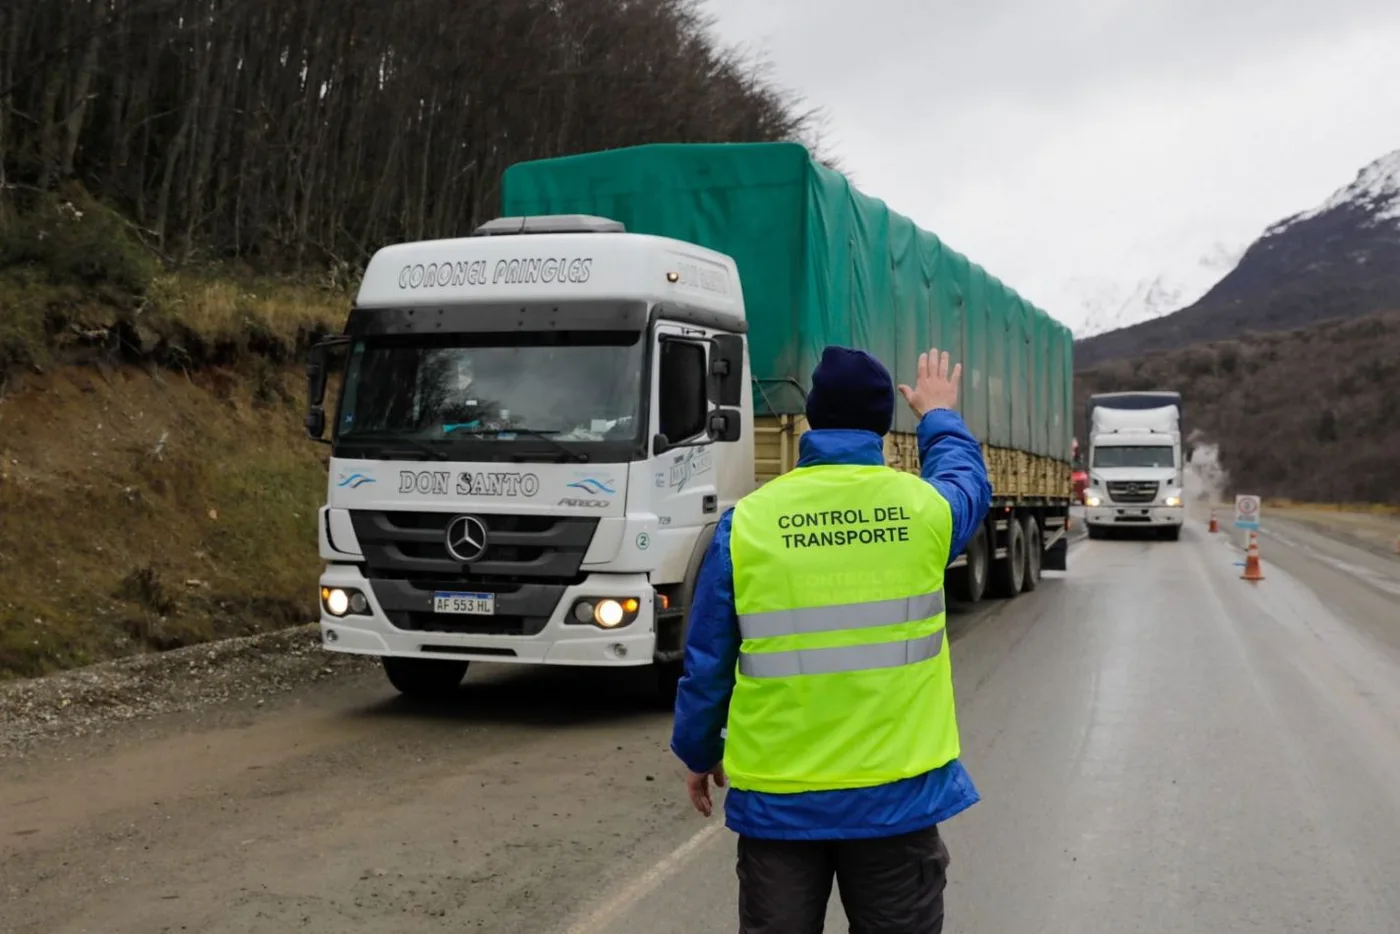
444, 515, 489, 563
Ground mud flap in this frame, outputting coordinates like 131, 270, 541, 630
1043, 531, 1069, 572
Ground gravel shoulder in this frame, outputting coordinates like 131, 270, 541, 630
0, 624, 375, 759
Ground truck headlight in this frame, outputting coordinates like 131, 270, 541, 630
569, 597, 642, 629
595, 599, 626, 628
1164, 495, 1182, 507
1084, 495, 1102, 508
322, 587, 370, 617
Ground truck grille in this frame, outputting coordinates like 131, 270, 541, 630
349, 510, 597, 584
1107, 481, 1159, 504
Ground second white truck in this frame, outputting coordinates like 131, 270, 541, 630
1082, 391, 1185, 540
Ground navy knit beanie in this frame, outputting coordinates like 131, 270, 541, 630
804, 346, 895, 436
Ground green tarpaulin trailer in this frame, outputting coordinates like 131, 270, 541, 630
502, 141, 1073, 461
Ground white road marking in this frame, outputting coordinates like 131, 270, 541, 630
561, 821, 726, 934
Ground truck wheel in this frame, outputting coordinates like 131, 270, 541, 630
989, 518, 1026, 599
382, 657, 469, 700
948, 525, 989, 604
1088, 524, 1106, 540
1021, 517, 1042, 592
1161, 526, 1181, 542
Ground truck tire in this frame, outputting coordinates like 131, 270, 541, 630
1021, 517, 1043, 592
989, 518, 1026, 599
1161, 526, 1181, 542
1087, 524, 1106, 540
382, 657, 469, 700
948, 525, 989, 604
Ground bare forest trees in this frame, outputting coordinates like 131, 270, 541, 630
0, 0, 817, 267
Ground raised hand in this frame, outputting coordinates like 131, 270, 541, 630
897, 348, 962, 417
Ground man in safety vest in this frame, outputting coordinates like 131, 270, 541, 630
670, 345, 992, 933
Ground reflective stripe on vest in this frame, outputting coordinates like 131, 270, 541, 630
738, 629, 945, 678
723, 462, 962, 795
737, 589, 946, 641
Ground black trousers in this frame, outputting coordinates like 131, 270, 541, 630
736, 824, 950, 934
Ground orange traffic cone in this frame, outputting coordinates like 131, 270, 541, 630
1208, 509, 1219, 534
1241, 532, 1264, 582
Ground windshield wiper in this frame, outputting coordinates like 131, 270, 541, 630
442, 425, 589, 463
340, 433, 449, 461
510, 428, 591, 463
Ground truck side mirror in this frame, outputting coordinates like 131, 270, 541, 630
306, 407, 327, 440
708, 334, 744, 407
305, 346, 329, 441
307, 351, 328, 408
706, 408, 742, 443
305, 337, 348, 443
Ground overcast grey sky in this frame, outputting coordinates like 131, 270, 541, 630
701, 0, 1400, 330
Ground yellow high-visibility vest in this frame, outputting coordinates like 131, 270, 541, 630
724, 463, 960, 794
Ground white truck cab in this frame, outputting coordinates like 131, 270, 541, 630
305, 215, 751, 699
1082, 391, 1185, 541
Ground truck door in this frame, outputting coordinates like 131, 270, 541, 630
648, 324, 720, 540
644, 323, 728, 576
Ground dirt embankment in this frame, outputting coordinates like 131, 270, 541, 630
1, 195, 347, 679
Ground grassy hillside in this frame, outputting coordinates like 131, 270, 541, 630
0, 195, 345, 677
1075, 310, 1400, 504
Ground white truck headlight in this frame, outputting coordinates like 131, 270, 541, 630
324, 588, 350, 616
594, 599, 626, 628
569, 596, 642, 629
321, 587, 371, 617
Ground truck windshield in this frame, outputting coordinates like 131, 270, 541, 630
1093, 445, 1175, 469
335, 331, 644, 454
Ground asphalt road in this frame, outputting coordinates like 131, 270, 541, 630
4, 521, 1400, 933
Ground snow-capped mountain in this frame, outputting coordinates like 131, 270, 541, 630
1076, 147, 1400, 367
1068, 242, 1243, 338
1264, 149, 1400, 238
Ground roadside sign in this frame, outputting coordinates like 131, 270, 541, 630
1234, 494, 1261, 530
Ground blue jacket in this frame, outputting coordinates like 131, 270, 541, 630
669, 409, 994, 840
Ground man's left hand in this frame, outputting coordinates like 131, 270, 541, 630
686, 766, 727, 817
898, 346, 962, 417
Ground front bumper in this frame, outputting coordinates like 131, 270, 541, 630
317, 565, 657, 666
1085, 504, 1184, 528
